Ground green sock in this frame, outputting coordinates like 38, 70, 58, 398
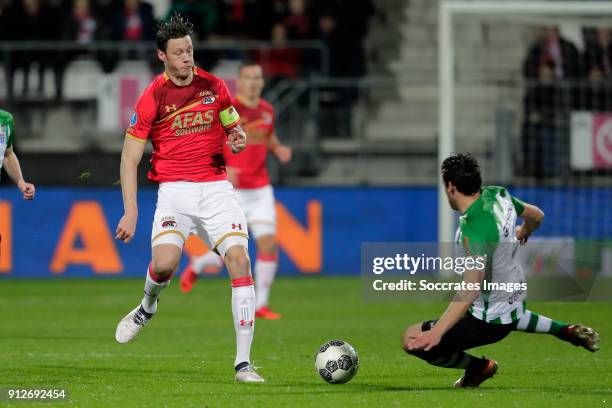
512, 310, 568, 334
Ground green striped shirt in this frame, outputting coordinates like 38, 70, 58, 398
456, 186, 528, 324
0, 109, 15, 172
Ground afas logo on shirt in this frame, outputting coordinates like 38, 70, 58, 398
130, 112, 138, 126
171, 110, 215, 136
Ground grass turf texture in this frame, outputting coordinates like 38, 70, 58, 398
0, 277, 610, 407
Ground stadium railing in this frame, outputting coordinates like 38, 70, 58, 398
2, 41, 611, 187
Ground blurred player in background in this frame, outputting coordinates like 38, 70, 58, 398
403, 153, 599, 388
0, 109, 36, 200
113, 15, 264, 383
180, 62, 292, 320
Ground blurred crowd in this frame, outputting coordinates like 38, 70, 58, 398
522, 26, 612, 178
0, 0, 375, 99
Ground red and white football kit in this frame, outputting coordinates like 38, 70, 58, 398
126, 67, 248, 257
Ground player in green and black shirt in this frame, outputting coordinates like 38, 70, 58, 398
403, 153, 599, 388
0, 109, 35, 199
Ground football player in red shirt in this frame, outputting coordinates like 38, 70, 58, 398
113, 14, 264, 383
180, 62, 292, 320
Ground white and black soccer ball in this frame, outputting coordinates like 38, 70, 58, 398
315, 340, 359, 384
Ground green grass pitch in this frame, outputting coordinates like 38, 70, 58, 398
0, 277, 610, 407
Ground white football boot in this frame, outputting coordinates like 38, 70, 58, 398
235, 364, 265, 383
115, 305, 154, 343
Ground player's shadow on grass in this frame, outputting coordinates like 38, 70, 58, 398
262, 381, 452, 393
480, 387, 612, 396
258, 383, 612, 396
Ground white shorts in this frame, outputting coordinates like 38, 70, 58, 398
151, 180, 248, 258
235, 185, 276, 240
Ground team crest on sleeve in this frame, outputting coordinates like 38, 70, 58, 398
130, 112, 138, 126
0, 125, 6, 145
161, 216, 177, 229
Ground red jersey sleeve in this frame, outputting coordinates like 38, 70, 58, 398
126, 86, 157, 142
218, 80, 240, 130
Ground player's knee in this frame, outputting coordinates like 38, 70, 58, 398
225, 245, 251, 275
151, 258, 178, 279
256, 235, 277, 256
151, 244, 181, 279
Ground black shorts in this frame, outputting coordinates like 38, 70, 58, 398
420, 313, 513, 357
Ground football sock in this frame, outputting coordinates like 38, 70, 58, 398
235, 361, 249, 371
192, 251, 224, 275
512, 310, 568, 335
232, 276, 256, 367
428, 352, 486, 370
141, 263, 171, 314
254, 254, 278, 309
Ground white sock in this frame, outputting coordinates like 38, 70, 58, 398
231, 278, 255, 368
141, 265, 170, 314
192, 251, 224, 275
255, 258, 278, 309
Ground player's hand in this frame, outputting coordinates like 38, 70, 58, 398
274, 144, 292, 164
406, 329, 442, 352
227, 127, 247, 153
18, 180, 35, 200
515, 225, 530, 245
115, 213, 137, 243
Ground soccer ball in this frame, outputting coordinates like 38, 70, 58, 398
315, 340, 359, 384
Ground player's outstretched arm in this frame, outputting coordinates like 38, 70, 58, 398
406, 268, 484, 351
516, 203, 545, 245
3, 147, 35, 200
115, 137, 145, 243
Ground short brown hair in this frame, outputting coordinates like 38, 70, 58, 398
156, 13, 194, 52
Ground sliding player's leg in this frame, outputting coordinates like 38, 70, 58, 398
402, 314, 513, 388
512, 309, 600, 352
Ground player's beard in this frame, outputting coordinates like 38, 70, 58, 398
446, 192, 458, 211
